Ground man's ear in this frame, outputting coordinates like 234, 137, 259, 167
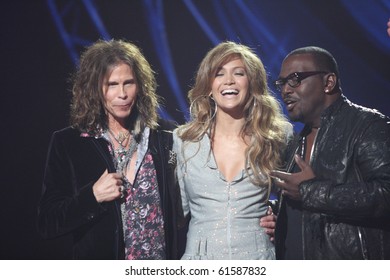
324, 73, 337, 93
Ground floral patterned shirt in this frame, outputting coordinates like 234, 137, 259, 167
81, 127, 166, 259
121, 152, 166, 260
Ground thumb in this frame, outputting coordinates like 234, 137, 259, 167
101, 169, 108, 177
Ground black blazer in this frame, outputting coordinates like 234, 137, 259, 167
38, 121, 182, 259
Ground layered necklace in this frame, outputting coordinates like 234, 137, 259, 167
109, 129, 130, 147
108, 129, 137, 176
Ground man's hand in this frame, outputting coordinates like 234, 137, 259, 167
270, 154, 315, 200
92, 169, 123, 203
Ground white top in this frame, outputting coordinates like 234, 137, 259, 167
173, 129, 275, 260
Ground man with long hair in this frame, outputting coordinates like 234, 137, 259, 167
38, 39, 181, 259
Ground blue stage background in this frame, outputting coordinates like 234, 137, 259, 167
0, 0, 389, 259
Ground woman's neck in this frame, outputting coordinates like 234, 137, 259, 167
213, 114, 245, 138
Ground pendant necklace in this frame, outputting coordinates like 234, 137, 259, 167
108, 129, 137, 178
108, 129, 130, 148
107, 129, 137, 235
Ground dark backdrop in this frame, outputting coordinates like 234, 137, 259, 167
1, 0, 389, 259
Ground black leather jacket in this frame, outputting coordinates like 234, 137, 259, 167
275, 95, 390, 259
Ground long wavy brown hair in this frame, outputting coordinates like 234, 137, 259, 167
177, 41, 291, 186
70, 39, 160, 139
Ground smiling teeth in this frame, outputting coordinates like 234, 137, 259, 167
222, 89, 239, 95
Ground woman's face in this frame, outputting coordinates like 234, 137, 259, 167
211, 58, 249, 117
102, 62, 138, 127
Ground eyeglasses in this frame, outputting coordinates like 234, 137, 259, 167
274, 71, 328, 92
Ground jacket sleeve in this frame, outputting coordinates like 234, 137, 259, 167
172, 130, 190, 219
300, 117, 390, 220
37, 130, 107, 239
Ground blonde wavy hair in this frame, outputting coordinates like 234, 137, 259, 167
177, 41, 290, 186
70, 39, 160, 139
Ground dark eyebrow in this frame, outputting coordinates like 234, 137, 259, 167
107, 81, 119, 86
276, 72, 295, 81
106, 78, 135, 86
124, 78, 135, 84
280, 72, 296, 79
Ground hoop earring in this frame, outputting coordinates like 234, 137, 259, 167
188, 94, 217, 122
189, 95, 206, 118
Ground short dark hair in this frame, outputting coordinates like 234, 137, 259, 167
286, 46, 341, 89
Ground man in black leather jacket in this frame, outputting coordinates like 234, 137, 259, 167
271, 46, 390, 259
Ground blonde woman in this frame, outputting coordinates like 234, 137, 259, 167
174, 41, 292, 259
